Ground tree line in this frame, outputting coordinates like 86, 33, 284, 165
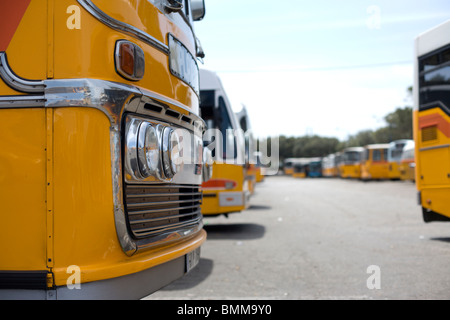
277, 105, 413, 162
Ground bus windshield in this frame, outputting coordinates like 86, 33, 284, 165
419, 46, 450, 109
343, 151, 361, 164
200, 90, 237, 159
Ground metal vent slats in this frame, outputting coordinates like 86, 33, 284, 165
422, 125, 437, 142
124, 184, 202, 239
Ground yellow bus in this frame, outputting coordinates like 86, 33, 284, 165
339, 147, 364, 179
361, 144, 390, 180
414, 20, 450, 222
387, 139, 414, 180
254, 151, 266, 183
199, 69, 250, 217
292, 162, 307, 178
283, 158, 297, 175
0, 0, 207, 299
399, 140, 415, 181
322, 153, 339, 177
235, 104, 258, 194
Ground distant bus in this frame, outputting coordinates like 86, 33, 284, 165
361, 144, 390, 180
322, 153, 340, 177
414, 20, 450, 222
387, 139, 414, 180
292, 162, 307, 178
399, 140, 415, 181
200, 69, 250, 217
254, 151, 266, 183
283, 158, 297, 175
307, 158, 323, 178
339, 147, 364, 179
235, 105, 258, 193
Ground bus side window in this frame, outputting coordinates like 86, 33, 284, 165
218, 96, 237, 159
373, 150, 381, 161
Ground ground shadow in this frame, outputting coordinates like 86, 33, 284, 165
430, 237, 450, 243
247, 204, 272, 211
203, 223, 266, 241
161, 258, 214, 291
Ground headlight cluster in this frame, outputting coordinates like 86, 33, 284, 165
125, 117, 183, 181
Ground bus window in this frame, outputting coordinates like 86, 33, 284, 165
373, 149, 381, 161
200, 91, 237, 160
218, 96, 237, 159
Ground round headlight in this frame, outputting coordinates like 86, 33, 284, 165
202, 147, 213, 182
161, 127, 182, 179
137, 122, 160, 178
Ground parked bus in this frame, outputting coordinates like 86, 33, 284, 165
292, 159, 309, 178
199, 69, 250, 217
414, 20, 450, 222
361, 144, 390, 180
254, 151, 266, 183
339, 147, 364, 179
399, 140, 415, 181
322, 153, 340, 177
283, 158, 296, 175
307, 157, 323, 178
388, 139, 414, 180
235, 105, 257, 194
0, 0, 207, 299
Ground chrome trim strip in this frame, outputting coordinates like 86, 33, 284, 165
0, 57, 204, 256
135, 221, 203, 252
77, 0, 169, 55
0, 95, 46, 108
419, 144, 450, 152
133, 218, 202, 238
45, 79, 144, 256
44, 78, 204, 256
0, 52, 45, 93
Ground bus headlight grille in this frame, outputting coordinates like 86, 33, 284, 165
124, 184, 202, 239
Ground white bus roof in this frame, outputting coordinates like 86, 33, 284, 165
364, 143, 390, 149
415, 19, 450, 58
343, 147, 364, 152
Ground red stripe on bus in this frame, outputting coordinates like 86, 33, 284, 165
0, 0, 32, 51
418, 113, 450, 138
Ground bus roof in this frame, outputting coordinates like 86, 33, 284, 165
343, 147, 364, 152
415, 19, 450, 58
388, 139, 414, 148
364, 143, 390, 149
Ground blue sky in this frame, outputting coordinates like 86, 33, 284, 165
193, 0, 450, 140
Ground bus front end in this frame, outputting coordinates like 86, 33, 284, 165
0, 0, 208, 299
199, 69, 250, 217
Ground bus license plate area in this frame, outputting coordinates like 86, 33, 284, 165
185, 247, 200, 273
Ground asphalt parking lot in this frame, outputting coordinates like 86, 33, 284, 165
147, 175, 450, 300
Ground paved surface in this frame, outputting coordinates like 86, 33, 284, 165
146, 176, 450, 300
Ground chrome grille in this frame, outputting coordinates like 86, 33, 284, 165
124, 184, 202, 239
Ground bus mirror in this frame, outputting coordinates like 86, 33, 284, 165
165, 0, 183, 13
191, 0, 205, 21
